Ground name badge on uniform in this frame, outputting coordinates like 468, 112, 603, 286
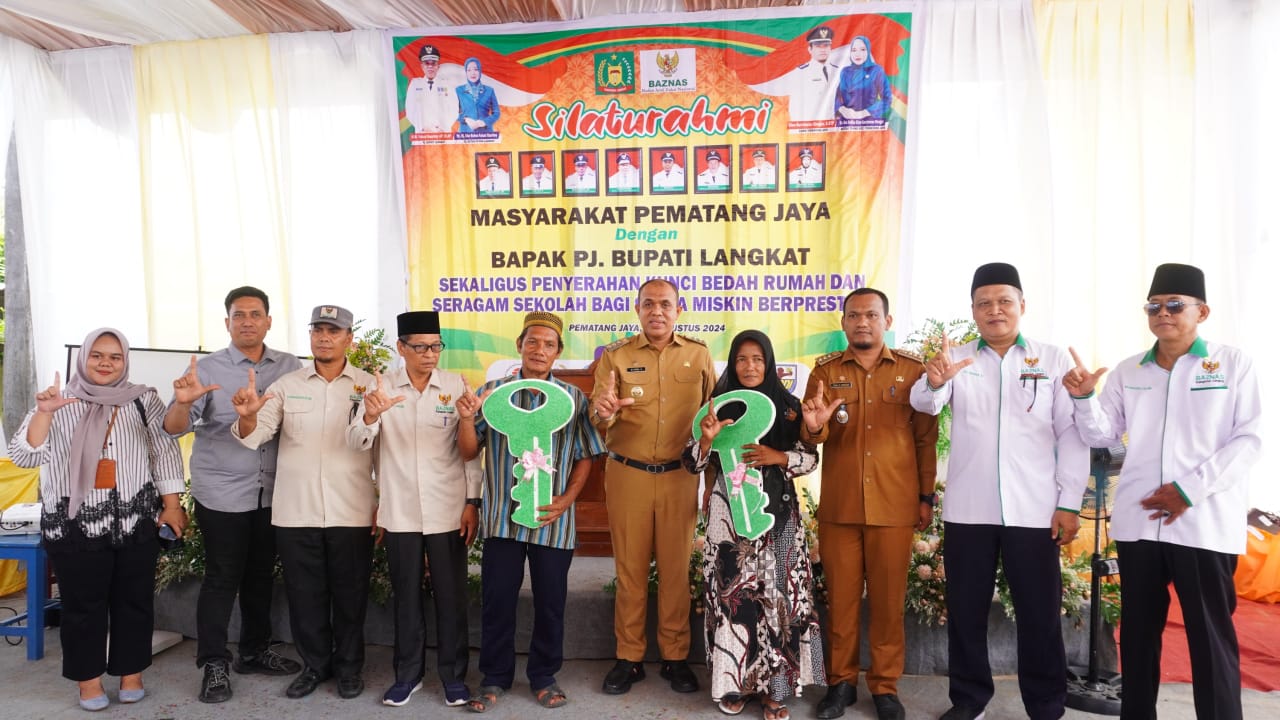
626, 366, 646, 373
830, 382, 852, 389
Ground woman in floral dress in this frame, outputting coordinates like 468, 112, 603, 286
682, 330, 825, 720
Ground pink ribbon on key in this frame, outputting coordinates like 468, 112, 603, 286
727, 462, 749, 495
519, 446, 556, 479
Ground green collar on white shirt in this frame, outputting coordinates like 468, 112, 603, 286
1140, 336, 1208, 365
975, 333, 1028, 352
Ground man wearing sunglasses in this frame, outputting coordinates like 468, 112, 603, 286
1064, 263, 1261, 720
909, 263, 1089, 720
347, 310, 482, 708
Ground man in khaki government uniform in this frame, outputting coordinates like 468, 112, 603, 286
801, 289, 938, 720
591, 278, 716, 696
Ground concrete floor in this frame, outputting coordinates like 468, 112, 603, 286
3, 587, 1278, 719
1, 634, 1278, 719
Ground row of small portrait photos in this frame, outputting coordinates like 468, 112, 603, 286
473, 143, 828, 200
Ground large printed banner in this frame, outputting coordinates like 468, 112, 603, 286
391, 6, 917, 384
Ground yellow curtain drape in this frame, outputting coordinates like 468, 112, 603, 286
0, 459, 40, 596
1033, 0, 1197, 365
133, 35, 292, 354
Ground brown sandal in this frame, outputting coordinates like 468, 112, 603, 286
466, 685, 505, 713
533, 682, 568, 708
762, 699, 790, 720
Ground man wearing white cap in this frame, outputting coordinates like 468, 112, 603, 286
405, 44, 455, 134
231, 304, 377, 701
1064, 263, 1260, 720
608, 152, 641, 193
909, 263, 1088, 720
565, 153, 598, 193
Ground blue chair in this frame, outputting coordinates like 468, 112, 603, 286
0, 533, 55, 660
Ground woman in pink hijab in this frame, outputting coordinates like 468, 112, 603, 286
8, 328, 186, 711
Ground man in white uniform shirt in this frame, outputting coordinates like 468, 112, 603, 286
565, 153, 597, 193
909, 263, 1088, 720
608, 152, 641, 193
404, 45, 454, 134
1064, 263, 1260, 720
695, 149, 730, 190
522, 156, 554, 194
348, 311, 481, 709
788, 26, 839, 122
478, 157, 510, 195
651, 151, 685, 192
788, 147, 823, 187
231, 304, 376, 701
741, 149, 776, 189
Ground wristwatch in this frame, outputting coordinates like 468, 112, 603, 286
919, 493, 937, 507
465, 498, 482, 508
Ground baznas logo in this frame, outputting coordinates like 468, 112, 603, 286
1202, 360, 1220, 373
655, 51, 679, 77
776, 364, 798, 393
639, 48, 697, 94
595, 52, 635, 95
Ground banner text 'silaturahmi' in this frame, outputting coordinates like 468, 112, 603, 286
391, 8, 916, 389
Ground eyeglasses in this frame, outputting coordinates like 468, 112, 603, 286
1143, 300, 1202, 316
402, 341, 446, 354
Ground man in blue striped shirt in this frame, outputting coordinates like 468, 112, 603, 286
456, 311, 606, 712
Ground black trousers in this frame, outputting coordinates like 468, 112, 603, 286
275, 525, 373, 679
385, 530, 470, 687
1116, 540, 1241, 720
48, 536, 159, 681
479, 537, 574, 691
194, 502, 277, 666
943, 522, 1066, 720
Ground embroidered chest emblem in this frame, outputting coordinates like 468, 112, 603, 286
438, 394, 452, 404
1202, 360, 1219, 373
1020, 357, 1048, 381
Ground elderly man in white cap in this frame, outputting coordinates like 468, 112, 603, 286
1064, 263, 1260, 720
404, 44, 455, 134
232, 304, 377, 701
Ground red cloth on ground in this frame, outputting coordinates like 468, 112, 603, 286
1120, 591, 1280, 692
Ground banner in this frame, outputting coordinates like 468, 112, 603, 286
390, 6, 918, 385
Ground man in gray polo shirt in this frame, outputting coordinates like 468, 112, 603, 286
163, 286, 303, 703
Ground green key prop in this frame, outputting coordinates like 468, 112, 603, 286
692, 389, 777, 540
482, 379, 575, 529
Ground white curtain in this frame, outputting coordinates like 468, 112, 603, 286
0, 0, 245, 44
268, 29, 408, 352
902, 0, 1054, 338
10, 44, 148, 383
1193, 0, 1277, 510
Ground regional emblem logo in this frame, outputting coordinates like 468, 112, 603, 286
595, 52, 635, 94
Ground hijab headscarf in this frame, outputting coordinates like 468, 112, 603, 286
464, 57, 485, 95
711, 329, 801, 450
851, 35, 879, 69
710, 330, 803, 523
64, 328, 152, 518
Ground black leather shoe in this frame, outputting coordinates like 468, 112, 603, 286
872, 693, 906, 720
601, 659, 645, 695
337, 674, 364, 699
659, 660, 699, 693
816, 681, 857, 719
285, 668, 329, 699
